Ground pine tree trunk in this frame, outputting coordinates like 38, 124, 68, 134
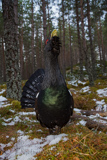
1, 37, 6, 82
36, 28, 40, 69
42, 0, 47, 42
0, 38, 2, 83
31, 0, 35, 72
87, 0, 96, 80
62, 0, 66, 78
47, 1, 51, 35
99, 18, 105, 72
58, 12, 63, 73
40, 19, 44, 68
2, 0, 21, 100
96, 22, 102, 66
69, 22, 73, 73
76, 0, 83, 81
19, 4, 24, 80
80, 0, 94, 86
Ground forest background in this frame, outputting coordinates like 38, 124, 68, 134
0, 0, 107, 100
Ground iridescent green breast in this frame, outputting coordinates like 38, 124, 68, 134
38, 85, 71, 110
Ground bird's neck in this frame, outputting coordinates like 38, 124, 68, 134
42, 56, 65, 89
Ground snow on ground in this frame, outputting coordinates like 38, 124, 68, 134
80, 86, 91, 93
19, 111, 36, 116
74, 108, 81, 114
93, 99, 107, 112
97, 88, 107, 97
0, 133, 68, 160
76, 120, 87, 126
2, 112, 37, 126
0, 89, 11, 108
0, 85, 107, 159
0, 89, 5, 94
68, 80, 87, 87
0, 96, 7, 102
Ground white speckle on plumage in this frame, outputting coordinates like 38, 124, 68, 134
36, 92, 39, 98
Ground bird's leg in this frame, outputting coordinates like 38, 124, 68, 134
57, 126, 61, 134
49, 128, 53, 134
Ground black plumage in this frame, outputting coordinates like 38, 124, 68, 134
21, 35, 74, 134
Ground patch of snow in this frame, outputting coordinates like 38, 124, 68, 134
19, 112, 36, 116
93, 99, 107, 112
78, 120, 86, 126
88, 113, 100, 119
97, 88, 107, 97
9, 109, 15, 113
50, 146, 56, 150
2, 121, 15, 126
36, 129, 43, 132
78, 80, 87, 85
74, 108, 81, 114
0, 95, 11, 108
3, 118, 13, 122
0, 142, 13, 151
17, 130, 24, 135
2, 115, 22, 126
80, 86, 90, 93
11, 137, 15, 141
0, 133, 68, 160
94, 99, 107, 112
47, 133, 67, 145
0, 89, 5, 94
0, 96, 7, 101
68, 80, 78, 87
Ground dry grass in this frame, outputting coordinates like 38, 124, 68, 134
0, 70, 107, 159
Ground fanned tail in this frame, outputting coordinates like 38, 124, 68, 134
21, 69, 45, 109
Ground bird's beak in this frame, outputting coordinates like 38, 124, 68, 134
51, 29, 57, 39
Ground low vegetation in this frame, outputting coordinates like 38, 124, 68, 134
0, 66, 107, 159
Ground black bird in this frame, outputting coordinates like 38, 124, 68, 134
21, 30, 74, 134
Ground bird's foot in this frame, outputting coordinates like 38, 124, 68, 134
49, 126, 61, 135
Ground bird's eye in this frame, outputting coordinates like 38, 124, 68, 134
45, 39, 49, 45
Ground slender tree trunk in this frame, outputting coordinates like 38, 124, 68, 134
87, 0, 96, 80
31, 0, 35, 72
2, 37, 6, 82
47, 1, 51, 36
2, 0, 21, 100
40, 19, 44, 68
80, 0, 94, 85
36, 28, 39, 69
69, 21, 73, 73
0, 37, 2, 83
19, 4, 24, 80
96, 22, 102, 66
76, 0, 83, 81
42, 0, 47, 42
99, 18, 105, 72
58, 12, 63, 73
62, 0, 66, 78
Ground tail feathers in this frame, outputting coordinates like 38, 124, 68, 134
21, 86, 36, 97
21, 102, 35, 108
22, 91, 35, 100
23, 81, 38, 93
21, 69, 45, 109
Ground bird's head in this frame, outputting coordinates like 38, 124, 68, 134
45, 29, 61, 57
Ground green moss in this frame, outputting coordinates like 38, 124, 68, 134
0, 84, 6, 90
11, 100, 21, 109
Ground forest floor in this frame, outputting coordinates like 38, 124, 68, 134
0, 65, 107, 160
